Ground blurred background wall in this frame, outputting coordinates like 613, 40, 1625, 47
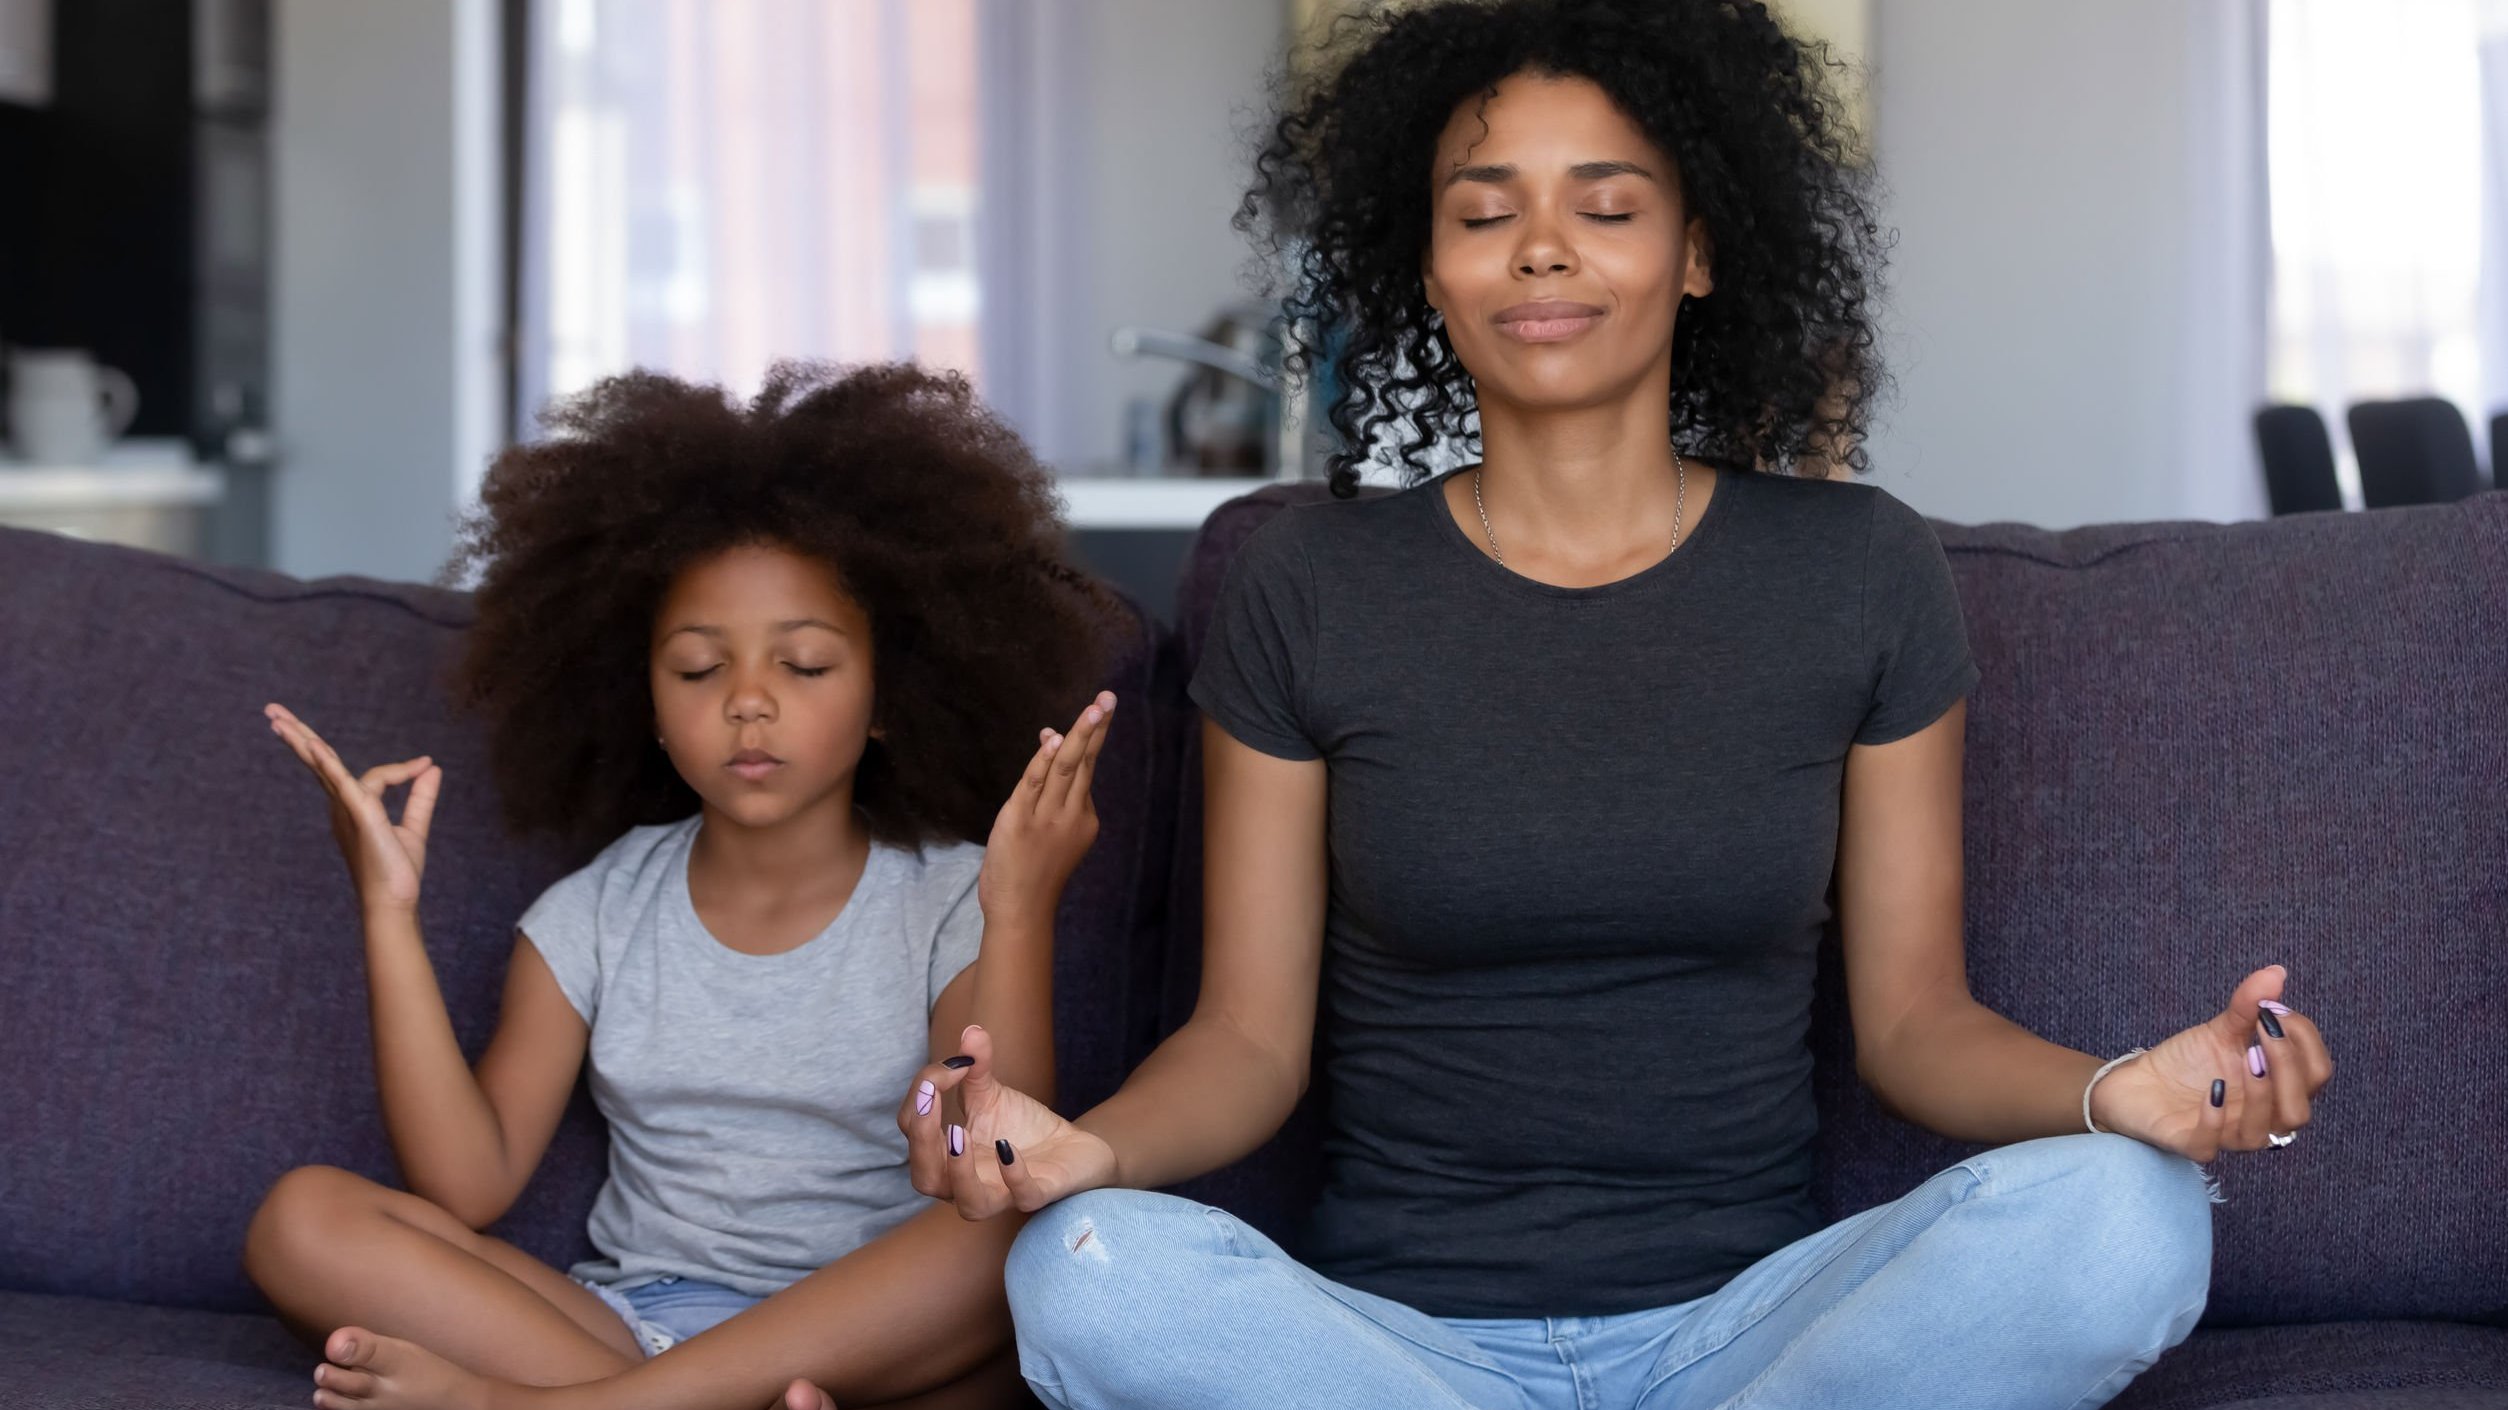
2, 0, 2500, 604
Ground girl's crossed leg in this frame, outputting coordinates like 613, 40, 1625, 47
246, 1165, 1025, 1410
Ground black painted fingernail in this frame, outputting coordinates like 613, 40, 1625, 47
943, 1055, 975, 1070
2210, 1079, 2226, 1108
2258, 1010, 2285, 1040
996, 1139, 1016, 1166
948, 1124, 966, 1157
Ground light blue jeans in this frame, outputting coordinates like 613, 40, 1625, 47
574, 1273, 762, 1358
1006, 1133, 2213, 1410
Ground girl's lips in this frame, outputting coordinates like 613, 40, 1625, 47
728, 754, 782, 782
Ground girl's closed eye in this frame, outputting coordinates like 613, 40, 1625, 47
673, 663, 722, 682
785, 663, 831, 678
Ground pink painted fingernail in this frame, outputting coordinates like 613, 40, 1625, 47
948, 1124, 966, 1157
916, 1080, 936, 1116
2247, 1043, 2267, 1078
2259, 1000, 2291, 1015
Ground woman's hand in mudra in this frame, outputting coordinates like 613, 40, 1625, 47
897, 1023, 1117, 1219
2089, 964, 2333, 1160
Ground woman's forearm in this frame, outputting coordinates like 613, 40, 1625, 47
361, 906, 514, 1222
1861, 993, 2105, 1145
1076, 1012, 1306, 1191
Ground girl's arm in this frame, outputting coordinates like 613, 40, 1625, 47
266, 705, 584, 1229
927, 686, 1122, 1107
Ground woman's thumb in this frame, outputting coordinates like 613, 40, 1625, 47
2217, 964, 2288, 1034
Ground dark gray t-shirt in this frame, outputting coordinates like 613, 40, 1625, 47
1187, 465, 1978, 1318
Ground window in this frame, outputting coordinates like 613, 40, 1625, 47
2266, 0, 2503, 491
515, 0, 982, 424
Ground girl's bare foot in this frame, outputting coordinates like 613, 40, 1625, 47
782, 1380, 837, 1410
312, 1327, 495, 1410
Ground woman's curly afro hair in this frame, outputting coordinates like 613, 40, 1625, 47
452, 360, 1119, 859
1240, 0, 1887, 495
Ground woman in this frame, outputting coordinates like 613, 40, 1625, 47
900, 3, 2335, 1408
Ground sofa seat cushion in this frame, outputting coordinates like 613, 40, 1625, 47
2111, 1320, 2508, 1410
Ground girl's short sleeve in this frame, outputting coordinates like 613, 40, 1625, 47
516, 865, 602, 1024
926, 857, 984, 1012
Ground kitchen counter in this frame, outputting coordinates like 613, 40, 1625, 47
0, 441, 226, 556
1054, 474, 1278, 531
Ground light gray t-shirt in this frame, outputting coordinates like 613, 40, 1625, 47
518, 815, 984, 1295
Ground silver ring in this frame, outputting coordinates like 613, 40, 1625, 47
2266, 1130, 2297, 1148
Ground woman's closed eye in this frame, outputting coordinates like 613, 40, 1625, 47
1458, 211, 1638, 229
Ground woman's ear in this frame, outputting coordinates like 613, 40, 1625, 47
1683, 218, 1715, 299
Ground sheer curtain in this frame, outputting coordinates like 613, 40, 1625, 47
2267, 0, 2495, 496
513, 0, 993, 433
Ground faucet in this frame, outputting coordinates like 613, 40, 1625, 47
1107, 323, 1305, 479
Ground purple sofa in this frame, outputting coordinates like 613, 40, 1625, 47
1, 482, 2503, 1409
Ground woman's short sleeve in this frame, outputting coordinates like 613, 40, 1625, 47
1855, 489, 1981, 745
1188, 514, 1323, 760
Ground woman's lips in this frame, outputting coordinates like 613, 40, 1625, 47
1494, 300, 1607, 343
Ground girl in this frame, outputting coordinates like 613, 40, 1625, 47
898, 5, 2336, 1410
245, 361, 1119, 1410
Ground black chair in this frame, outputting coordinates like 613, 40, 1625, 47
2348, 397, 2485, 507
2254, 404, 2343, 515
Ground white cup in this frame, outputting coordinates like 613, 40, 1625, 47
9, 348, 141, 465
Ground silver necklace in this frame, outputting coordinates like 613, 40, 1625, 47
1471, 452, 1686, 571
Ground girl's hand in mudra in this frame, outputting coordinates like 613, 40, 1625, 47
2090, 964, 2334, 1160
977, 691, 1116, 928
264, 703, 440, 916
897, 1023, 1116, 1219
